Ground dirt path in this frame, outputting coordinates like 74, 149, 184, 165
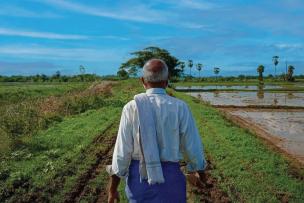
63, 124, 117, 203
62, 123, 231, 202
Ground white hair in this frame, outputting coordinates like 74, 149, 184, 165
142, 59, 168, 82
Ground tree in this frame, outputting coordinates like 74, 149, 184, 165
188, 60, 193, 77
179, 62, 185, 76
196, 63, 203, 78
287, 65, 295, 81
120, 46, 181, 77
214, 67, 220, 80
117, 69, 129, 79
272, 56, 279, 77
79, 65, 86, 81
257, 65, 265, 83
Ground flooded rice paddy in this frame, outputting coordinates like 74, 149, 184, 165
228, 109, 304, 164
186, 85, 304, 164
176, 85, 283, 91
189, 92, 304, 107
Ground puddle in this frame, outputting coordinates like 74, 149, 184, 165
228, 110, 304, 164
176, 85, 283, 91
189, 92, 304, 107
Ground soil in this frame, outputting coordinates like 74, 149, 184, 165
186, 160, 231, 203
63, 125, 117, 203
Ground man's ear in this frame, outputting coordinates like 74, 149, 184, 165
140, 77, 147, 89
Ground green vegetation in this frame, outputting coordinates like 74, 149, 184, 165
174, 91, 304, 202
0, 82, 88, 105
1, 79, 303, 202
0, 80, 143, 202
119, 46, 181, 77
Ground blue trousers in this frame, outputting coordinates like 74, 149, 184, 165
125, 160, 186, 203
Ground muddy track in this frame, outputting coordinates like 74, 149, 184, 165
63, 126, 117, 203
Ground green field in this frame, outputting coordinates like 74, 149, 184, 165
0, 80, 303, 202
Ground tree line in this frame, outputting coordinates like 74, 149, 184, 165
118, 47, 299, 82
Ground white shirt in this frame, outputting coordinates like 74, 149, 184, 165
111, 88, 206, 177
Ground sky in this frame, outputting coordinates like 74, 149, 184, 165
0, 0, 303, 76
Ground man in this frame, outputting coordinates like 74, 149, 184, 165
107, 59, 206, 203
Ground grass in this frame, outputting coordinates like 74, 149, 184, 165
0, 82, 89, 105
0, 79, 143, 202
174, 90, 304, 202
0, 107, 119, 202
1, 79, 303, 202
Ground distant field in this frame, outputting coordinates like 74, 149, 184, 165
0, 79, 303, 202
0, 82, 89, 105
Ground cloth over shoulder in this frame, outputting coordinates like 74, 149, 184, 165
134, 93, 164, 184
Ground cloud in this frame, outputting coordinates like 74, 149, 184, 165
0, 44, 127, 62
177, 0, 215, 10
39, 0, 211, 30
41, 0, 166, 23
0, 27, 88, 40
0, 4, 60, 18
273, 43, 304, 50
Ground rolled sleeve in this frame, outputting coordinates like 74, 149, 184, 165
108, 105, 134, 178
180, 103, 207, 172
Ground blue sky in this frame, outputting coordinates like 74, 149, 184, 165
0, 0, 303, 76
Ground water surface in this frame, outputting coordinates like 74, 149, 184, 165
189, 92, 304, 107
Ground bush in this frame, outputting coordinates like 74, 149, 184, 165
0, 82, 115, 139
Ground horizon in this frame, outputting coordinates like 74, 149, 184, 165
0, 0, 303, 76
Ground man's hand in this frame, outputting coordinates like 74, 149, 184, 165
186, 171, 206, 187
108, 190, 120, 203
108, 175, 120, 203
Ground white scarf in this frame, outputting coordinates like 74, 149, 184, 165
134, 93, 165, 184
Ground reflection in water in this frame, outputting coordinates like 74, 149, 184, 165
189, 92, 304, 107
257, 85, 264, 99
197, 93, 202, 100
175, 85, 284, 91
273, 93, 278, 105
287, 92, 294, 99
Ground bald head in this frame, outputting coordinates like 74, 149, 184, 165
142, 59, 168, 83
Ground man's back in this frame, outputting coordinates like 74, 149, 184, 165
116, 88, 205, 172
107, 59, 206, 203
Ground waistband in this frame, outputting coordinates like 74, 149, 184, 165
130, 159, 180, 167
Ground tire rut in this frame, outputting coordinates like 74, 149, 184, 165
63, 127, 117, 203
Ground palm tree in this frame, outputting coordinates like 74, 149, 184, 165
196, 63, 202, 78
79, 65, 86, 82
188, 60, 193, 77
272, 56, 279, 77
214, 67, 220, 80
287, 65, 295, 81
179, 62, 185, 77
257, 65, 265, 83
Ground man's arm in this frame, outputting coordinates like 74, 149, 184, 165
108, 175, 120, 203
180, 103, 207, 175
107, 104, 134, 202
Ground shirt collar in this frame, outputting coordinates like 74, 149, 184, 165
146, 88, 166, 95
